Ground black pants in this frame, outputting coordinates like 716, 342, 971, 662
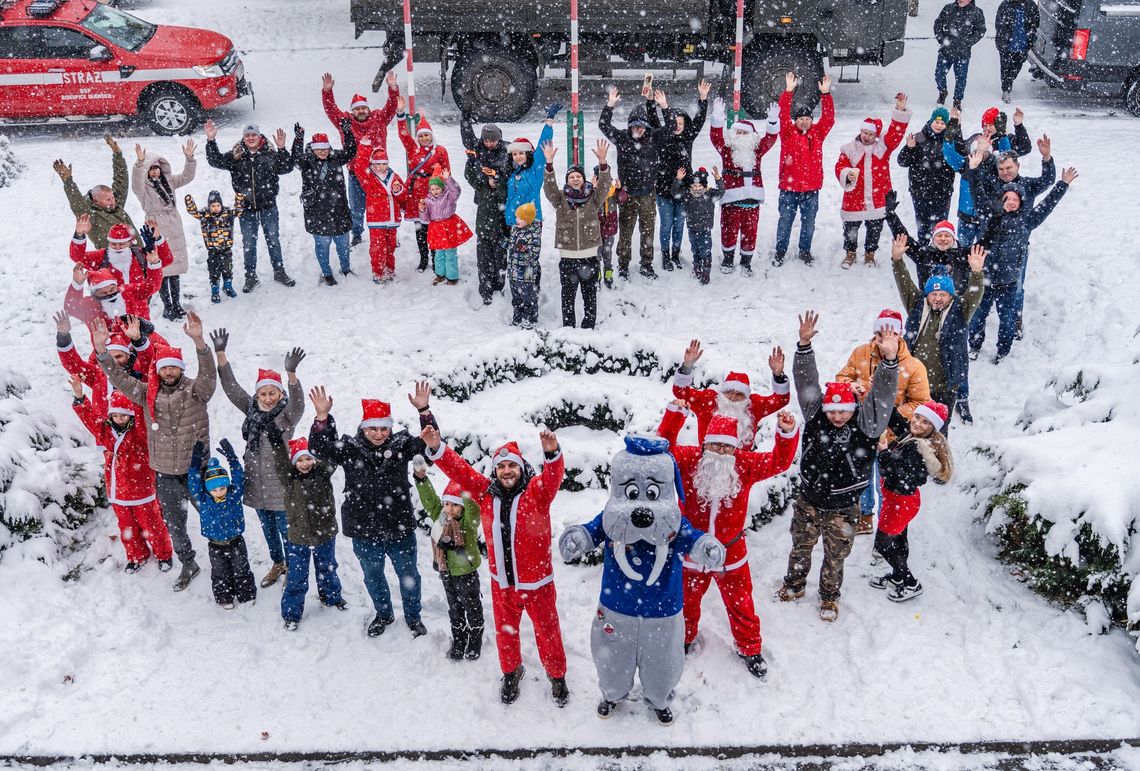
415, 222, 432, 271
874, 528, 915, 586
843, 219, 885, 253
207, 247, 234, 284
559, 257, 599, 328
476, 228, 507, 301
998, 49, 1029, 93
156, 472, 196, 564
441, 571, 484, 654
929, 388, 959, 435
158, 275, 181, 312
208, 535, 257, 605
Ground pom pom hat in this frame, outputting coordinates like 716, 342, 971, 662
154, 344, 185, 371
107, 224, 133, 244
310, 133, 331, 150
508, 137, 534, 154
861, 118, 883, 136
718, 371, 752, 396
108, 391, 136, 417
441, 480, 466, 507
873, 309, 904, 336
932, 220, 956, 239
254, 369, 283, 393
288, 437, 313, 465
822, 382, 858, 412
350, 94, 369, 110
204, 459, 230, 492
493, 442, 525, 469
924, 274, 956, 297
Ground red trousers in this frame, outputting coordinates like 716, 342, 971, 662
114, 500, 173, 563
490, 581, 567, 677
719, 204, 760, 258
369, 228, 398, 279
878, 484, 922, 536
683, 563, 762, 656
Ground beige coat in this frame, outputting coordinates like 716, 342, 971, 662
542, 165, 612, 253
132, 153, 196, 276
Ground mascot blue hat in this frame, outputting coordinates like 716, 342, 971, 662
624, 434, 686, 505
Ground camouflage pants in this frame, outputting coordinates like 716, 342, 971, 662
783, 497, 858, 601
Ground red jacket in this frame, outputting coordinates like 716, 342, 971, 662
658, 404, 799, 572
671, 370, 790, 446
322, 84, 400, 152
70, 235, 173, 286
777, 91, 835, 192
352, 151, 408, 228
710, 114, 779, 206
73, 396, 156, 506
59, 334, 156, 408
834, 108, 911, 221
397, 119, 451, 221
429, 444, 564, 591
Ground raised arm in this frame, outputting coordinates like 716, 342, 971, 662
739, 415, 800, 486
216, 361, 250, 411
656, 401, 689, 446
792, 311, 823, 420
423, 439, 492, 500
855, 336, 901, 438
415, 476, 443, 521
111, 148, 129, 205
542, 165, 565, 207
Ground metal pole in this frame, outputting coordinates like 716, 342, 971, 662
570, 0, 581, 166
730, 0, 744, 127
403, 0, 416, 149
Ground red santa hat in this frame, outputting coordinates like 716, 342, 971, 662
441, 480, 467, 507
106, 333, 131, 355
106, 224, 133, 245
360, 399, 393, 429
350, 93, 369, 110
310, 133, 331, 150
717, 371, 752, 397
107, 391, 136, 417
254, 368, 283, 393
932, 220, 956, 239
873, 308, 904, 336
860, 117, 883, 136
822, 382, 858, 413
492, 441, 525, 469
415, 117, 434, 139
370, 148, 389, 163
982, 107, 1000, 127
914, 400, 949, 431
704, 414, 741, 448
732, 120, 757, 134
288, 437, 314, 465
508, 137, 534, 154
154, 344, 185, 371
87, 269, 118, 293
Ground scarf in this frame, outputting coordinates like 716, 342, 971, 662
563, 182, 594, 209
241, 396, 287, 454
432, 514, 467, 574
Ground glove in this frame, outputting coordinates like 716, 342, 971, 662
545, 102, 563, 119
412, 454, 429, 477
217, 438, 235, 458
209, 327, 228, 353
885, 189, 898, 214
994, 112, 1008, 137
711, 97, 726, 125
689, 534, 726, 571
558, 525, 594, 562
294, 122, 305, 140
139, 224, 156, 253
765, 101, 780, 130
283, 346, 306, 373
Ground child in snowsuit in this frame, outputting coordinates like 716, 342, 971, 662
596, 172, 620, 288
871, 401, 954, 601
670, 167, 725, 285
353, 142, 408, 283
422, 168, 473, 285
189, 439, 256, 608
414, 467, 484, 660
72, 385, 173, 572
185, 191, 244, 302
508, 202, 543, 328
276, 437, 345, 630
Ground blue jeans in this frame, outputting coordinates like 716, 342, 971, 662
860, 457, 881, 516
281, 537, 342, 622
352, 533, 422, 622
256, 508, 288, 564
775, 190, 820, 254
934, 53, 971, 102
689, 228, 713, 282
956, 214, 982, 248
314, 233, 351, 277
239, 205, 285, 277
1015, 255, 1028, 321
347, 171, 365, 240
969, 281, 1020, 358
656, 195, 687, 258
434, 247, 459, 281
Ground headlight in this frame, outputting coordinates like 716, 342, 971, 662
194, 64, 225, 78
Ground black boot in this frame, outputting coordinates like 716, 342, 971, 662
741, 652, 768, 679
671, 245, 683, 270
720, 251, 735, 274
549, 676, 570, 708
937, 90, 948, 105
273, 268, 296, 287
464, 626, 483, 660
242, 274, 260, 293
447, 629, 466, 661
168, 276, 186, 319
500, 665, 525, 705
661, 251, 674, 271
597, 699, 618, 719
367, 614, 394, 637
653, 707, 674, 725
956, 399, 974, 424
158, 278, 173, 320
771, 251, 786, 267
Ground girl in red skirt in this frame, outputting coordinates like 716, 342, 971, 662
870, 400, 953, 601
420, 166, 473, 286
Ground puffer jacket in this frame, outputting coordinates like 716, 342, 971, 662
835, 339, 931, 420
291, 122, 357, 236
185, 194, 244, 250
934, 0, 987, 60
653, 101, 708, 198
275, 451, 339, 547
542, 164, 613, 252
598, 101, 665, 197
896, 121, 957, 208
62, 149, 140, 249
205, 135, 294, 212
132, 153, 195, 275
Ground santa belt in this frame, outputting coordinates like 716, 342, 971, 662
723, 169, 759, 177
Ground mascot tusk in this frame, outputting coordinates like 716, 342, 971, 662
645, 543, 669, 586
612, 542, 644, 582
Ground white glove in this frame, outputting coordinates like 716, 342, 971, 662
765, 102, 780, 133
689, 534, 726, 571
412, 454, 428, 477
711, 97, 727, 126
559, 525, 594, 562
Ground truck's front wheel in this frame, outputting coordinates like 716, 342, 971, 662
740, 44, 823, 118
452, 46, 537, 122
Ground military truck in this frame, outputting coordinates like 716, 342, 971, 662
350, 0, 909, 121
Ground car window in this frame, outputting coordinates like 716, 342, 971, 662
79, 3, 156, 53
38, 26, 98, 59
0, 26, 42, 59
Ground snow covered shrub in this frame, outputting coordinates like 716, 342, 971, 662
0, 135, 24, 188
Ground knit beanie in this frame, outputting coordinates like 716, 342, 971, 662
429, 176, 446, 190
930, 107, 950, 123
791, 103, 813, 120
481, 124, 503, 142
924, 274, 956, 297
204, 459, 230, 492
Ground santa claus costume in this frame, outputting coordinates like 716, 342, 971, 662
65, 256, 166, 332
352, 146, 408, 281
396, 115, 451, 272
70, 223, 173, 287
672, 369, 790, 447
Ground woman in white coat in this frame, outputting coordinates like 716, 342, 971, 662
132, 141, 196, 320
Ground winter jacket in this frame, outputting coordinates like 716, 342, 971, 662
711, 112, 779, 206
59, 330, 152, 410
99, 343, 216, 475
599, 184, 619, 240
502, 123, 554, 227
415, 476, 481, 577
396, 115, 451, 221
69, 234, 170, 288
977, 180, 1069, 286
896, 121, 956, 208
459, 115, 511, 176
598, 101, 666, 197
308, 412, 438, 542
671, 367, 790, 445
778, 91, 835, 193
322, 84, 400, 152
185, 194, 244, 251
836, 338, 931, 420
895, 259, 985, 392
428, 443, 565, 591
65, 247, 166, 324
543, 164, 613, 252
352, 151, 408, 228
885, 207, 972, 288
205, 135, 294, 212
464, 155, 510, 238
73, 396, 155, 506
291, 123, 358, 236
835, 108, 911, 221
508, 221, 542, 283
658, 403, 799, 572
935, 0, 987, 60
995, 0, 1039, 53
62, 149, 140, 249
879, 411, 953, 496
670, 176, 724, 233
218, 363, 304, 511
963, 155, 1055, 234
189, 440, 246, 543
423, 176, 473, 251
793, 344, 898, 511
131, 153, 195, 275
653, 101, 708, 198
274, 451, 339, 547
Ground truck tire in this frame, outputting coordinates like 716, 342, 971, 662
740, 44, 823, 118
142, 86, 200, 136
452, 47, 537, 122
1124, 72, 1140, 117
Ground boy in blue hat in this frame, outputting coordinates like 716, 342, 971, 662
190, 439, 256, 608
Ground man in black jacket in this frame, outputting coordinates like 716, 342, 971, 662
897, 107, 956, 243
460, 112, 511, 304
777, 311, 899, 622
652, 80, 710, 272
995, 0, 1040, 102
933, 0, 986, 109
291, 119, 358, 285
205, 119, 296, 293
308, 382, 438, 638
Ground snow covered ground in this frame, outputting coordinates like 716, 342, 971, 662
1, 0, 1139, 763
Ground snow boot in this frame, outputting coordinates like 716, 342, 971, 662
242, 274, 260, 294
937, 90, 948, 105
260, 561, 286, 588
741, 652, 768, 680
887, 581, 924, 602
798, 249, 814, 265
771, 250, 786, 267
1015, 317, 1024, 340
173, 560, 200, 592
841, 250, 857, 269
720, 251, 735, 274
597, 700, 618, 719
968, 348, 980, 361
408, 619, 428, 638
158, 280, 173, 320
639, 264, 659, 280
863, 250, 877, 267
500, 665, 525, 705
776, 584, 805, 602
367, 614, 394, 637
992, 353, 1006, 365
447, 633, 466, 661
819, 599, 840, 622
740, 255, 754, 277
618, 266, 630, 281
953, 99, 962, 111
210, 284, 221, 304
956, 399, 974, 424
603, 268, 614, 288
465, 626, 484, 660
549, 676, 570, 708
124, 561, 145, 574
855, 515, 875, 536
662, 253, 674, 271
284, 620, 299, 631
671, 245, 683, 270
322, 274, 338, 287
653, 707, 674, 726
222, 279, 237, 298
158, 559, 173, 572
869, 573, 901, 590
351, 233, 363, 246
432, 274, 447, 286
273, 268, 296, 287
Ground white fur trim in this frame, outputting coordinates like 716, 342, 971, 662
133, 337, 150, 351
892, 107, 912, 124
507, 140, 533, 153
665, 402, 691, 416
155, 356, 185, 370
106, 343, 130, 354
717, 380, 751, 396
441, 494, 465, 506
721, 188, 765, 206
72, 235, 86, 244
254, 377, 284, 392
673, 370, 694, 388
821, 401, 857, 413
359, 417, 393, 429
772, 378, 790, 395
107, 403, 135, 417
916, 439, 943, 475
704, 434, 739, 448
873, 317, 903, 335
932, 223, 956, 238
733, 120, 756, 134
913, 404, 946, 431
350, 97, 368, 109
494, 450, 525, 468
425, 443, 446, 461
861, 120, 879, 134
290, 448, 314, 465
88, 277, 117, 292
310, 141, 331, 150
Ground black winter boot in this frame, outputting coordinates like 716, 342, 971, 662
741, 652, 768, 680
242, 274, 260, 293
447, 631, 466, 661
671, 245, 683, 270
464, 626, 483, 660
549, 676, 570, 707
720, 251, 735, 274
158, 278, 173, 320
168, 276, 186, 319
367, 614, 394, 637
500, 665, 525, 705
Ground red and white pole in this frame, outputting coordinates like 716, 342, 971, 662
403, 0, 416, 127
569, 0, 581, 165
731, 0, 744, 125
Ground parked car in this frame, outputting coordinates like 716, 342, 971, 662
0, 0, 252, 134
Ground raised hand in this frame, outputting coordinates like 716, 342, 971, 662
386, 70, 398, 89
104, 134, 120, 154
69, 375, 84, 399
420, 424, 441, 452
209, 327, 228, 352
1037, 134, 1051, 161
968, 146, 986, 170
183, 311, 204, 344
819, 74, 832, 94
607, 85, 620, 107
653, 89, 668, 109
54, 310, 71, 334
396, 94, 406, 113
895, 91, 908, 111
440, 167, 451, 180
905, 133, 917, 148
682, 338, 703, 369
309, 386, 333, 420
1013, 107, 1024, 125
204, 119, 218, 141
539, 430, 559, 453
90, 317, 110, 354
968, 244, 987, 273
676, 167, 687, 180
669, 398, 690, 411
798, 311, 820, 345
592, 138, 609, 162
75, 213, 91, 236
1061, 167, 1078, 184
776, 409, 796, 433
274, 128, 287, 149
540, 140, 556, 163
183, 138, 197, 158
697, 79, 712, 100
950, 107, 961, 122
72, 263, 87, 286
892, 233, 908, 262
768, 346, 785, 377
876, 328, 901, 360
322, 72, 334, 91
711, 166, 721, 180
785, 72, 798, 92
408, 380, 432, 411
284, 346, 306, 373
52, 159, 73, 180
293, 122, 305, 141
123, 314, 141, 341
145, 217, 160, 240
134, 143, 146, 163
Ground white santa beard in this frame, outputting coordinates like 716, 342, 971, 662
726, 132, 760, 172
716, 393, 755, 445
100, 294, 127, 318
107, 247, 133, 278
694, 452, 742, 509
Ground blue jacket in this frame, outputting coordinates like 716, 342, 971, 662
189, 441, 246, 542
580, 511, 704, 618
944, 134, 1012, 217
979, 180, 1068, 285
963, 156, 1055, 234
503, 123, 553, 227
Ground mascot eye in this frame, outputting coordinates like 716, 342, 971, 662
623, 482, 640, 500
645, 484, 661, 501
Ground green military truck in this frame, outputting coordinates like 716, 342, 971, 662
350, 0, 909, 121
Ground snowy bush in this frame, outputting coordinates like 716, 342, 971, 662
0, 135, 24, 188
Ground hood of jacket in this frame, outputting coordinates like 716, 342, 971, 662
231, 135, 269, 158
